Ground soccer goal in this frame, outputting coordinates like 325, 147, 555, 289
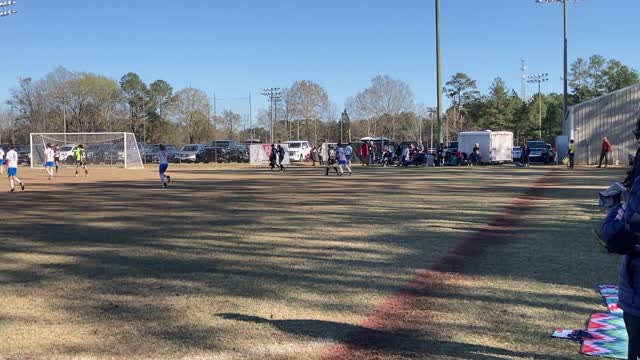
30, 133, 144, 169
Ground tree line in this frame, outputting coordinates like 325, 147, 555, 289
2, 55, 637, 147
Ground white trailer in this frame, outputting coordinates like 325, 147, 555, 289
457, 131, 513, 164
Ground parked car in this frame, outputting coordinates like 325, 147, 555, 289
173, 144, 207, 163
59, 144, 78, 164
512, 146, 523, 161
196, 147, 227, 163
211, 140, 237, 149
16, 145, 30, 165
233, 145, 250, 163
527, 140, 555, 163
144, 144, 176, 163
85, 143, 122, 164
285, 140, 311, 162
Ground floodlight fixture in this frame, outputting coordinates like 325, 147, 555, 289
527, 73, 550, 139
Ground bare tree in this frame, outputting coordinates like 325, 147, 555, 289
286, 81, 329, 143
346, 75, 415, 140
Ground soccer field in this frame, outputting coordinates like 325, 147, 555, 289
0, 164, 624, 359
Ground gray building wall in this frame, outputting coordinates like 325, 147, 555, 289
565, 83, 640, 165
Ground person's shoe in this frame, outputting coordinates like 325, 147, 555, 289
349, 172, 352, 176
10, 188, 14, 192
48, 176, 52, 180
167, 176, 171, 184
20, 183, 24, 191
163, 183, 168, 189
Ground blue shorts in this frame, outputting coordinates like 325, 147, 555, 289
339, 160, 347, 165
0, 160, 3, 165
8, 167, 17, 177
346, 155, 351, 162
159, 163, 168, 174
45, 161, 54, 167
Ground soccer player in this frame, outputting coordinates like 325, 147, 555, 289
74, 144, 88, 177
325, 146, 340, 176
54, 144, 61, 173
6, 144, 25, 192
156, 144, 171, 188
0, 146, 4, 175
336, 142, 352, 176
44, 143, 55, 180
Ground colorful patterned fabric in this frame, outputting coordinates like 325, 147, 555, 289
581, 313, 627, 359
599, 285, 623, 315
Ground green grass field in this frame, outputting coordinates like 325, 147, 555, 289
0, 164, 624, 359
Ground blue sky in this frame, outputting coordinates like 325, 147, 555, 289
0, 0, 638, 117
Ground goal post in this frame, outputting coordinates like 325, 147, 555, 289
29, 132, 144, 169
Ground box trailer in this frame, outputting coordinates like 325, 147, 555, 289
457, 131, 514, 164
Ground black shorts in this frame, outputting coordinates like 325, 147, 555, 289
76, 160, 86, 166
54, 156, 60, 162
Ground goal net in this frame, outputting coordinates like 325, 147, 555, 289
30, 133, 144, 169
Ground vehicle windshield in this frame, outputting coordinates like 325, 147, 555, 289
181, 145, 199, 151
16, 146, 29, 152
60, 146, 74, 151
528, 141, 546, 148
448, 142, 458, 148
288, 143, 301, 148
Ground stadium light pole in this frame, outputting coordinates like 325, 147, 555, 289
261, 88, 281, 144
535, 0, 578, 121
435, 0, 443, 144
0, 1, 17, 18
527, 73, 549, 140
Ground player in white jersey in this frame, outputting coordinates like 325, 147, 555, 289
5, 144, 25, 192
0, 147, 4, 175
156, 144, 171, 188
336, 143, 352, 176
44, 143, 55, 180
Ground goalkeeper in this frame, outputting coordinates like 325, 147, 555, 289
74, 144, 88, 177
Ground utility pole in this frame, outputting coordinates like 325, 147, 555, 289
435, 0, 443, 144
521, 58, 527, 101
527, 73, 549, 140
261, 88, 281, 144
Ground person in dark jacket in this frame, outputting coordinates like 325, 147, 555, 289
522, 143, 531, 168
269, 144, 277, 171
276, 144, 286, 172
603, 118, 640, 360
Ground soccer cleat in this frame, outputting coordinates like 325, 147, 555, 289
20, 183, 24, 191
163, 183, 168, 189
10, 188, 14, 192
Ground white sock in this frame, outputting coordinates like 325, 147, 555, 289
346, 165, 352, 172
9, 178, 14, 189
338, 165, 344, 173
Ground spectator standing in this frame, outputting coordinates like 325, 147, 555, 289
437, 143, 444, 166
599, 137, 612, 168
276, 144, 286, 172
522, 143, 531, 168
311, 146, 319, 166
471, 143, 481, 166
568, 140, 575, 169
360, 141, 369, 166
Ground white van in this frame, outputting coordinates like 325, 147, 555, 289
285, 140, 311, 162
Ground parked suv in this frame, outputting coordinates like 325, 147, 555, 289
527, 141, 555, 163
285, 140, 311, 162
